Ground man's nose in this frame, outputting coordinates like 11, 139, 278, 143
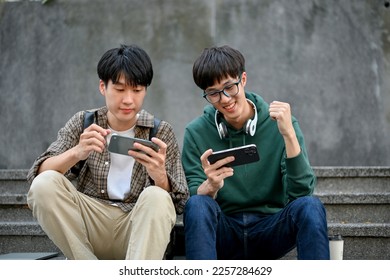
220, 90, 232, 101
122, 91, 134, 103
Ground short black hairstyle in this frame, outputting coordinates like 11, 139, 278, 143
97, 44, 153, 87
192, 45, 245, 90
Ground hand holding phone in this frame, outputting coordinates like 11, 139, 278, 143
108, 135, 159, 156
208, 144, 259, 167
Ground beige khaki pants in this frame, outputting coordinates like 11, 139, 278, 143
27, 170, 176, 260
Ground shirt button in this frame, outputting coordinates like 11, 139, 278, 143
105, 161, 109, 165
101, 190, 105, 194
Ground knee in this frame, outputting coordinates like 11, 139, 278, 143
28, 170, 64, 199
304, 196, 326, 212
140, 186, 171, 205
138, 186, 175, 218
27, 170, 66, 209
186, 195, 208, 209
185, 195, 218, 216
293, 196, 327, 222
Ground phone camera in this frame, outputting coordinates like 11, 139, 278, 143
244, 147, 257, 156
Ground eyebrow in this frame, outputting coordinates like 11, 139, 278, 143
206, 79, 236, 92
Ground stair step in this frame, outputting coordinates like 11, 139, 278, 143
328, 222, 390, 237
2, 220, 387, 237
0, 169, 29, 193
315, 193, 390, 223
324, 204, 389, 223
0, 194, 27, 205
1, 196, 387, 224
0, 169, 28, 180
1, 192, 387, 205
0, 221, 45, 236
314, 166, 390, 193
0, 221, 389, 259
0, 167, 388, 259
1, 167, 389, 192
0, 206, 35, 222
0, 235, 58, 255
0, 252, 59, 260
0, 221, 390, 238
314, 166, 390, 178
315, 193, 390, 204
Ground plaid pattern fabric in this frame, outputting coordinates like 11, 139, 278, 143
27, 107, 189, 214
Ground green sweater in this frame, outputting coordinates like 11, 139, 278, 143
181, 92, 316, 215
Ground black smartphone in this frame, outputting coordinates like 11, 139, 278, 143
108, 135, 159, 156
208, 144, 260, 167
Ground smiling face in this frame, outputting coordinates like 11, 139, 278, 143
206, 72, 252, 130
99, 74, 147, 131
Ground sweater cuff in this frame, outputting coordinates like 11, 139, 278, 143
285, 151, 311, 176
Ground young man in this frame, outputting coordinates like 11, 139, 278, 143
27, 44, 189, 260
182, 45, 329, 260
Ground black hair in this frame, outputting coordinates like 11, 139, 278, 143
192, 45, 245, 90
97, 44, 153, 87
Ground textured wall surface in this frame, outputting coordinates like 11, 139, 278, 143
0, 0, 389, 169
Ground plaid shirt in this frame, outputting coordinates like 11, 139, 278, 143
27, 107, 189, 214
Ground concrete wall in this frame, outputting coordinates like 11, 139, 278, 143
1, 0, 389, 169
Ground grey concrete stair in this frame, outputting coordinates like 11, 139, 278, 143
316, 193, 389, 223
313, 166, 390, 260
0, 167, 389, 259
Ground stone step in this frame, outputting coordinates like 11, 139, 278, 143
1, 167, 389, 194
0, 169, 29, 194
324, 223, 390, 260
324, 203, 389, 223
0, 206, 35, 222
172, 218, 390, 238
314, 193, 390, 223
1, 221, 388, 259
314, 166, 390, 193
0, 194, 27, 205
0, 167, 389, 259
1, 193, 388, 224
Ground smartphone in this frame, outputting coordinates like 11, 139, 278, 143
108, 134, 159, 156
208, 144, 259, 167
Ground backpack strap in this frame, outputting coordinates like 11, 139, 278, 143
71, 110, 97, 175
83, 110, 96, 131
149, 117, 161, 140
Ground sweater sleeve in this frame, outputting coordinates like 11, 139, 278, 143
157, 121, 189, 214
181, 126, 207, 196
281, 120, 316, 201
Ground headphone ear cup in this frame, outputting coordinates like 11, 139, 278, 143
215, 110, 229, 139
218, 122, 228, 139
245, 99, 258, 136
245, 119, 256, 136
244, 120, 251, 135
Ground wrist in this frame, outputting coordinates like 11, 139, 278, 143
154, 174, 170, 192
283, 134, 301, 158
197, 179, 220, 198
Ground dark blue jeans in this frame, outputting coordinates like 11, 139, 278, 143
184, 195, 330, 260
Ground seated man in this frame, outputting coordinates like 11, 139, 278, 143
27, 44, 189, 260
182, 45, 329, 260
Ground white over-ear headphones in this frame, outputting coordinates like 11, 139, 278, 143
214, 99, 258, 139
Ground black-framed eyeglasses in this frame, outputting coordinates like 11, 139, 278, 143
202, 77, 241, 104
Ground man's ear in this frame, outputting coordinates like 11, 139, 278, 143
241, 71, 247, 87
99, 80, 106, 96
